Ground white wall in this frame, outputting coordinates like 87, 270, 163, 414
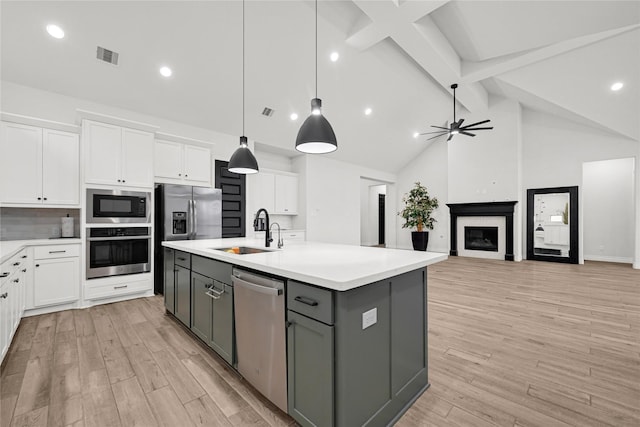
583, 158, 635, 263
522, 109, 640, 267
448, 98, 521, 204
360, 181, 386, 246
301, 155, 396, 246
395, 138, 449, 253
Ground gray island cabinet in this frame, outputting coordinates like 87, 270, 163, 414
161, 238, 446, 427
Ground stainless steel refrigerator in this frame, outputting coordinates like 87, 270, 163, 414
154, 184, 222, 294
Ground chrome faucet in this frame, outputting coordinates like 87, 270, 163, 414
270, 222, 284, 249
254, 208, 272, 247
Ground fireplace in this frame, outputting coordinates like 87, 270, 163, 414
447, 201, 517, 261
465, 227, 498, 252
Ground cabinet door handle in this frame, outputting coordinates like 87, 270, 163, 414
21, 269, 27, 273
12, 278, 19, 283
0, 293, 7, 299
35, 264, 40, 267
49, 250, 66, 254
117, 179, 121, 182
0, 272, 9, 278
184, 174, 188, 177
122, 180, 126, 183
13, 262, 20, 266
114, 285, 128, 289
43, 197, 47, 201
177, 257, 186, 261
21, 255, 27, 259
37, 197, 42, 200
178, 173, 182, 176
294, 296, 318, 306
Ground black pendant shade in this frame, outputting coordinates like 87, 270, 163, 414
228, 136, 259, 174
295, 0, 337, 154
229, 0, 259, 175
295, 98, 337, 154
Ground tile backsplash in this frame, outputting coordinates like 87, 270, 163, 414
0, 208, 81, 240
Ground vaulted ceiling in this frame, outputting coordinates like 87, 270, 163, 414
1, 1, 638, 173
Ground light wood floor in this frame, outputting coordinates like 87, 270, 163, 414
1, 257, 639, 426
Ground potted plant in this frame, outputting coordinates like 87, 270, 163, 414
398, 182, 439, 251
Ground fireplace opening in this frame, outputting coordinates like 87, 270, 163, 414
464, 226, 498, 252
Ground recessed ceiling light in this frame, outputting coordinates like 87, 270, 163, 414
330, 52, 339, 62
290, 113, 298, 121
46, 24, 64, 39
610, 82, 623, 91
159, 66, 172, 77
364, 108, 372, 116
413, 132, 419, 139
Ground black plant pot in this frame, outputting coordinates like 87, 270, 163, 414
411, 231, 429, 251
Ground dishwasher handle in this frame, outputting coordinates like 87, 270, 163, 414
233, 276, 283, 296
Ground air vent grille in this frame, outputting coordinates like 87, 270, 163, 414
96, 46, 119, 65
261, 107, 275, 117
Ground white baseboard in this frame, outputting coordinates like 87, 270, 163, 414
584, 255, 633, 264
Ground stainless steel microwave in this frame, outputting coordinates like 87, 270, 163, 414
86, 189, 151, 224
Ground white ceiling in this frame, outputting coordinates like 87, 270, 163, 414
1, 1, 638, 173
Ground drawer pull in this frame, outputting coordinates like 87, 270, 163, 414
13, 262, 20, 266
12, 278, 19, 283
21, 255, 27, 259
0, 293, 7, 299
177, 257, 187, 261
21, 269, 27, 273
294, 296, 318, 307
114, 285, 128, 289
49, 250, 66, 254
0, 272, 9, 278
206, 290, 221, 300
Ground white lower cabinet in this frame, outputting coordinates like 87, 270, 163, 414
85, 273, 152, 302
33, 244, 80, 308
1, 249, 27, 363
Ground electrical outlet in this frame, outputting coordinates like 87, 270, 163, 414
362, 308, 377, 330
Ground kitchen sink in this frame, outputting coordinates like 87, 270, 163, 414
212, 246, 273, 255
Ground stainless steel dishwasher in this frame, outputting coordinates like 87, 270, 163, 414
232, 267, 287, 412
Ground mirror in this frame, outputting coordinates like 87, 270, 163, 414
527, 186, 578, 264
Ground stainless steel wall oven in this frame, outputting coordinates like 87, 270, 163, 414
86, 227, 151, 279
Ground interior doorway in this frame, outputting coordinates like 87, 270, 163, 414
360, 179, 387, 247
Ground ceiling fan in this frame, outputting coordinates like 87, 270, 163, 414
420, 83, 493, 141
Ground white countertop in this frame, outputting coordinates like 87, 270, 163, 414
0, 238, 82, 264
163, 238, 447, 291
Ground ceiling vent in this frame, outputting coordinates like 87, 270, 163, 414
261, 107, 275, 117
96, 46, 119, 65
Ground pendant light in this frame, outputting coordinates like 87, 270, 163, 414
295, 0, 337, 154
228, 0, 259, 174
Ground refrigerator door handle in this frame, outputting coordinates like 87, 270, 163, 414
192, 200, 198, 239
187, 199, 193, 239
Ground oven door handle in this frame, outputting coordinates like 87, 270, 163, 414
87, 236, 151, 241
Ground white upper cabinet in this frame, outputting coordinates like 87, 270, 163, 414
252, 170, 298, 215
254, 171, 275, 212
274, 174, 298, 215
0, 122, 79, 206
154, 139, 211, 187
84, 120, 153, 188
42, 130, 80, 205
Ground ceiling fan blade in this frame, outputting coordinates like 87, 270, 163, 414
457, 118, 465, 126
462, 127, 493, 131
427, 134, 446, 141
461, 119, 491, 128
419, 130, 448, 135
430, 125, 450, 130
460, 131, 476, 137
446, 134, 454, 141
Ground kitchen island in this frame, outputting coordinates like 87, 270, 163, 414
162, 238, 446, 427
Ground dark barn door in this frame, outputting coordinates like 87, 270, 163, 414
378, 194, 385, 245
215, 160, 246, 238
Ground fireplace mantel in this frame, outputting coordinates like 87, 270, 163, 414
447, 201, 517, 261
